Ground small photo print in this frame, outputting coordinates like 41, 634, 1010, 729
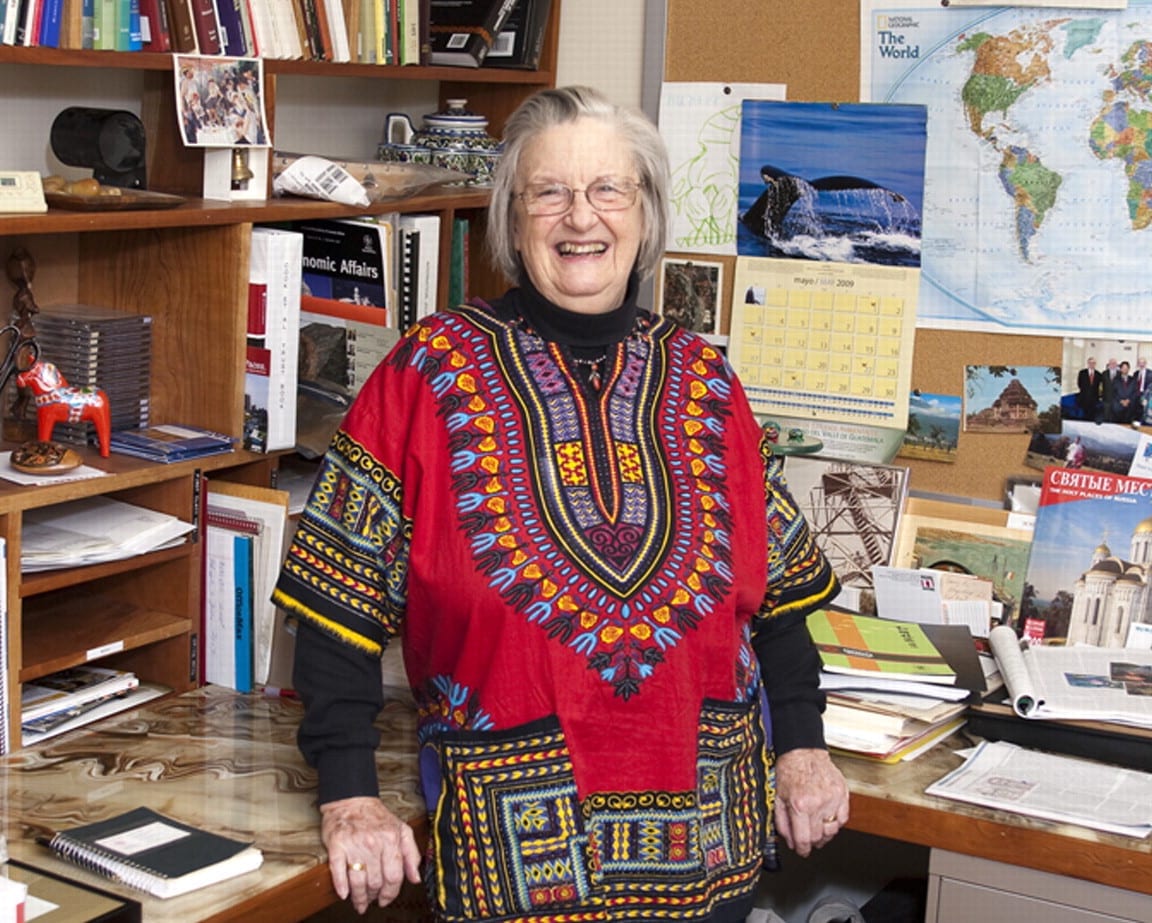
656, 257, 724, 340
1060, 336, 1152, 428
898, 389, 961, 463
1025, 417, 1141, 475
175, 55, 269, 148
964, 365, 1062, 434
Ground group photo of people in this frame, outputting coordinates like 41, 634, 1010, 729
1067, 343, 1152, 428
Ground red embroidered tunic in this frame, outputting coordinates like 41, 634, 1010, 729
274, 299, 838, 922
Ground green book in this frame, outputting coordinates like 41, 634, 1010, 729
448, 216, 468, 307
808, 609, 957, 685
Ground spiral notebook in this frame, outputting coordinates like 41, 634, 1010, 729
37, 807, 263, 899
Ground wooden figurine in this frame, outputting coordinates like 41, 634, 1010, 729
15, 360, 111, 457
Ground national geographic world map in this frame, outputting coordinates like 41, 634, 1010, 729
865, 2, 1152, 336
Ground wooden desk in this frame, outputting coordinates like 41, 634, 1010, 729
5, 688, 1150, 919
0, 686, 424, 923
836, 739, 1152, 898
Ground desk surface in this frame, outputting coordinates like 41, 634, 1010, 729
838, 735, 1152, 896
4, 689, 1151, 919
0, 686, 424, 923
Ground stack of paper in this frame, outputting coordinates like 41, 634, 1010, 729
21, 497, 196, 571
927, 740, 1152, 838
822, 685, 968, 763
809, 609, 972, 762
21, 666, 169, 746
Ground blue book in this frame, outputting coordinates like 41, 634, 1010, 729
113, 0, 140, 48
38, 0, 64, 46
213, 0, 245, 55
109, 424, 235, 463
127, 0, 141, 48
232, 533, 253, 693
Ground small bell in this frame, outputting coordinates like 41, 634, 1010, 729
231, 148, 255, 190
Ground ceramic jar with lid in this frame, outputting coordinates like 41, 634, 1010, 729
377, 99, 502, 185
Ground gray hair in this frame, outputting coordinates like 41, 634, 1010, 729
486, 85, 671, 285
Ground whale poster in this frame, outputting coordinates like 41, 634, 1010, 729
737, 100, 927, 267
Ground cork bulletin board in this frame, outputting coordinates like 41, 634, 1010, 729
663, 0, 1060, 503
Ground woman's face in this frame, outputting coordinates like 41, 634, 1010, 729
513, 117, 644, 315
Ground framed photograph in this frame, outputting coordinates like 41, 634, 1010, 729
781, 455, 909, 590
893, 498, 1033, 632
656, 256, 725, 341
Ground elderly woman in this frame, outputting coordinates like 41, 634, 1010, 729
273, 85, 848, 922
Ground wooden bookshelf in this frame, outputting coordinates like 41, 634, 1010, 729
0, 2, 562, 750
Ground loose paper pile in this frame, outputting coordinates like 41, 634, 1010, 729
927, 740, 1152, 838
21, 496, 195, 571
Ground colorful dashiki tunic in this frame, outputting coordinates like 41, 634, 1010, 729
274, 301, 837, 922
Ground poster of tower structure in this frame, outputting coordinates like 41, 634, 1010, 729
781, 456, 909, 591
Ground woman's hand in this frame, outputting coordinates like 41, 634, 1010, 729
773, 748, 850, 857
320, 796, 422, 914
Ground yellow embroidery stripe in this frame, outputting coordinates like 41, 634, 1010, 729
764, 570, 839, 620
271, 589, 383, 656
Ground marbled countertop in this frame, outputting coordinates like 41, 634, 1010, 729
0, 685, 423, 922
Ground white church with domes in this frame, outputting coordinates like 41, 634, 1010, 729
1067, 516, 1152, 646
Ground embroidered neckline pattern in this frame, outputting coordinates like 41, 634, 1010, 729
399, 307, 737, 699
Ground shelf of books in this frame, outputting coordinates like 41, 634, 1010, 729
0, 0, 558, 75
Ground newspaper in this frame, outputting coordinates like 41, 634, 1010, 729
989, 625, 1152, 727
926, 740, 1152, 838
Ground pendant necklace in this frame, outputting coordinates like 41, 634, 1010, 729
569, 352, 607, 391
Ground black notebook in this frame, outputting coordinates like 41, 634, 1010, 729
38, 807, 263, 899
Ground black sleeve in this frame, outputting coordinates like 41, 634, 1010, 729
293, 620, 386, 805
752, 610, 827, 754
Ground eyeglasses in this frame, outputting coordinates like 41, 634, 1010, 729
516, 178, 643, 216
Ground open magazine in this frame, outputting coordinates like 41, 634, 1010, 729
989, 625, 1152, 727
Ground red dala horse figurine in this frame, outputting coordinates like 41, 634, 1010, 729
15, 360, 112, 457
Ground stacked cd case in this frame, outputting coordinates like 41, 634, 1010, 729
31, 304, 152, 448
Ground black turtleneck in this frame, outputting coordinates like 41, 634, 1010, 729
488, 270, 641, 357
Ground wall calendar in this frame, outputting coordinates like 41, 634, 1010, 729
728, 256, 919, 427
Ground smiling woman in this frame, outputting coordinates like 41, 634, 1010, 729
274, 85, 848, 923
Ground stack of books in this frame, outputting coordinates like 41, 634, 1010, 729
20, 666, 168, 746
35, 304, 152, 447
109, 423, 235, 463
809, 609, 974, 763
